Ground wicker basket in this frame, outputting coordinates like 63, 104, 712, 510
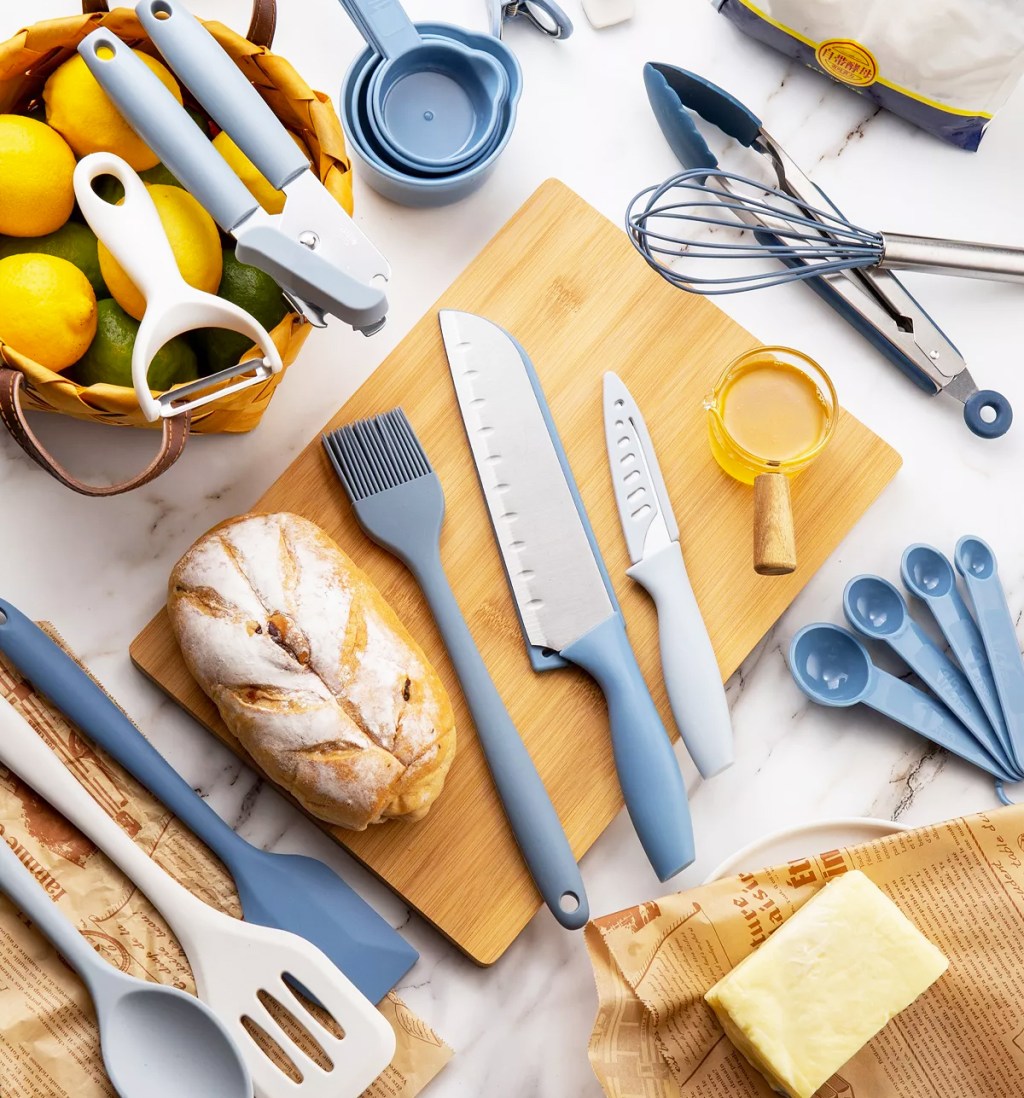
0, 0, 354, 494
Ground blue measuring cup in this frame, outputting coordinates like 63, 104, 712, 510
336, 0, 509, 171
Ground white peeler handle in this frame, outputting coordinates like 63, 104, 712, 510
74, 153, 188, 308
627, 542, 734, 778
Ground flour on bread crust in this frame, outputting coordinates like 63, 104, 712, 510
168, 512, 456, 829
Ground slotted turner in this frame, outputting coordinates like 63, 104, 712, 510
0, 597, 418, 1005
0, 696, 396, 1098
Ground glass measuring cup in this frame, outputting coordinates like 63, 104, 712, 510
704, 346, 837, 576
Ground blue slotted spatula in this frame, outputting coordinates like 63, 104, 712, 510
0, 598, 418, 1004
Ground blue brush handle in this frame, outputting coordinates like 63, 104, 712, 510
78, 30, 258, 232
335, 0, 421, 59
0, 836, 116, 996
0, 600, 249, 864
137, 0, 310, 191
955, 543, 1024, 772
407, 551, 589, 929
924, 585, 1012, 762
562, 615, 695, 881
863, 669, 1017, 781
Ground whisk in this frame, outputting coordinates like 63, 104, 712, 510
628, 167, 1024, 296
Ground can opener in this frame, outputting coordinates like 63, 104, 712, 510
79, 0, 390, 337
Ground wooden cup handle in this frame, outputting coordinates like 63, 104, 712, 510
753, 473, 796, 576
82, 0, 278, 48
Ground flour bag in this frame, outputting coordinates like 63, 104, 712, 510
713, 0, 1024, 150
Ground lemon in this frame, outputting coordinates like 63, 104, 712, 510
0, 222, 106, 299
0, 115, 76, 237
98, 184, 222, 321
75, 299, 198, 391
0, 254, 97, 372
44, 51, 183, 171
196, 249, 288, 375
212, 130, 310, 215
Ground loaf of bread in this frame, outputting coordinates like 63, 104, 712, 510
167, 512, 456, 830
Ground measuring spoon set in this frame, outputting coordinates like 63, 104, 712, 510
789, 537, 1024, 802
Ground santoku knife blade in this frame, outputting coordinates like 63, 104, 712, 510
603, 373, 733, 778
440, 310, 695, 881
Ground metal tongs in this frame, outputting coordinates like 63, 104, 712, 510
80, 0, 390, 338
644, 63, 1011, 438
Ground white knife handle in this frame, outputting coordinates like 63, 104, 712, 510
0, 697, 199, 933
627, 542, 734, 778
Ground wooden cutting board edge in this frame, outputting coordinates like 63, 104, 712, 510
130, 178, 903, 964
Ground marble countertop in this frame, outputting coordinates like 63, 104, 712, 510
7, 1, 1024, 1094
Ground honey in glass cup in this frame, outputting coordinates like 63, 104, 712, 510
704, 347, 837, 576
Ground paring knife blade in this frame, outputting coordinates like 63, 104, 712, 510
440, 310, 695, 881
603, 374, 734, 778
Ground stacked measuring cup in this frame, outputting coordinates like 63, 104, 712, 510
336, 0, 522, 206
789, 537, 1024, 803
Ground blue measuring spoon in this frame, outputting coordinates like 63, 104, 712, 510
789, 623, 1017, 782
843, 574, 1012, 775
901, 543, 1015, 769
955, 536, 1024, 772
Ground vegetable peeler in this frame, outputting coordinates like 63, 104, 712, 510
642, 63, 1012, 439
75, 152, 282, 421
79, 0, 391, 336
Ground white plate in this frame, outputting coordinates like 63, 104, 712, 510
704, 817, 909, 884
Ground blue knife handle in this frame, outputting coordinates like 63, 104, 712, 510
562, 615, 695, 881
403, 549, 589, 930
0, 599, 247, 863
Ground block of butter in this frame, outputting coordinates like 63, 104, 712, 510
705, 870, 948, 1098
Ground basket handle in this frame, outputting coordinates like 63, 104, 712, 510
81, 0, 278, 48
0, 368, 190, 497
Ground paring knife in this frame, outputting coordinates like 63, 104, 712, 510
603, 373, 733, 779
440, 310, 695, 882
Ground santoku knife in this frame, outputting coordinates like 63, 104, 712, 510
603, 372, 733, 779
440, 310, 695, 881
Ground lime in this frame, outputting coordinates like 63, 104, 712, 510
0, 222, 106, 298
195, 249, 288, 376
75, 299, 198, 390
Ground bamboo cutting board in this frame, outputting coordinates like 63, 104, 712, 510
131, 180, 901, 964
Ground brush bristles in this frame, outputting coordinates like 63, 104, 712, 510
322, 409, 432, 502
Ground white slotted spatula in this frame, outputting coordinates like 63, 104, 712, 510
0, 697, 395, 1098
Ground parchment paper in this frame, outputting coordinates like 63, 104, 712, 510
587, 806, 1024, 1097
0, 635, 451, 1098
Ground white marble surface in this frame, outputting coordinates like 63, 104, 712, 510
6, 1, 1024, 1094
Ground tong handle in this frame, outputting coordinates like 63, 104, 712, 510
880, 233, 1024, 283
78, 30, 259, 232
137, 0, 310, 192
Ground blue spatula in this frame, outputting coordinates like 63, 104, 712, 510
0, 598, 418, 1004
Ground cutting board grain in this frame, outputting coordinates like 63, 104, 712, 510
131, 180, 901, 964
